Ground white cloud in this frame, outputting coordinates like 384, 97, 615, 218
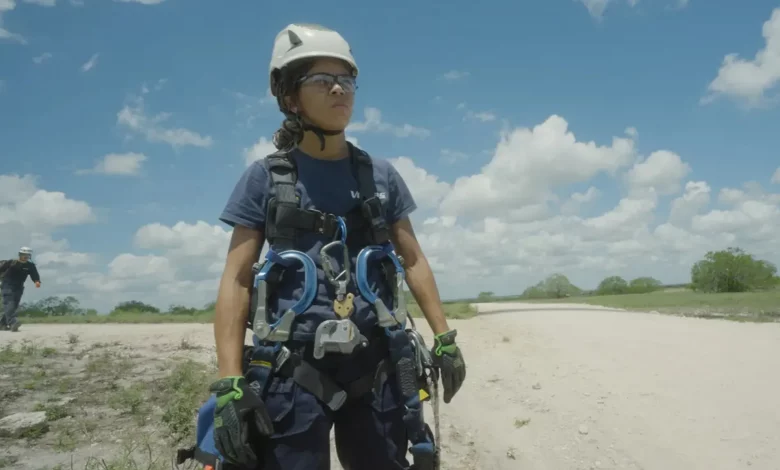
76, 152, 147, 176
35, 251, 93, 268
578, 0, 684, 18
669, 181, 710, 226
80, 53, 99, 72
117, 92, 214, 149
0, 0, 27, 44
0, 174, 94, 229
464, 110, 497, 122
347, 107, 431, 138
382, 116, 780, 297
32, 52, 52, 64
439, 114, 636, 218
625, 150, 691, 196
440, 70, 470, 81
702, 8, 780, 107
388, 157, 451, 211
243, 137, 276, 167
9, 114, 779, 312
23, 0, 56, 6
772, 167, 780, 184
561, 186, 601, 215
0, 173, 97, 299
114, 0, 167, 4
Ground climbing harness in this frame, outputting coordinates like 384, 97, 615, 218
262, 144, 390, 252
178, 144, 441, 470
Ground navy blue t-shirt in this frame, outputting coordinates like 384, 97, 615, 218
219, 146, 417, 344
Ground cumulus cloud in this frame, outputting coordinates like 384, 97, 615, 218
702, 8, 780, 107
439, 114, 636, 218
0, 173, 97, 299
347, 107, 431, 138
117, 86, 213, 149
76, 152, 147, 176
8, 113, 779, 312
625, 150, 691, 196
243, 137, 276, 166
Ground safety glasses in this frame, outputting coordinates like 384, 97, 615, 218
297, 73, 358, 93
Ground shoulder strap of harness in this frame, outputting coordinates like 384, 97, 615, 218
265, 150, 299, 252
263, 143, 390, 250
350, 144, 391, 246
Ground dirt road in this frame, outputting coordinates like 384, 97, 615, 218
3, 303, 779, 470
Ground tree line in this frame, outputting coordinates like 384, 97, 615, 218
4, 247, 778, 317
12, 298, 216, 318
496, 247, 779, 300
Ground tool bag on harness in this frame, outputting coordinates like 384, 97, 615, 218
177, 144, 439, 470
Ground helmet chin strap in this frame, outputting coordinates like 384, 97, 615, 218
301, 122, 343, 151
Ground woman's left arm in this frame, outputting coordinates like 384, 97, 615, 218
389, 217, 450, 335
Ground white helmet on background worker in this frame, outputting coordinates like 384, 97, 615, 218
19, 246, 32, 257
268, 23, 358, 96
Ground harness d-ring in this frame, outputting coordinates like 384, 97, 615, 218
252, 249, 318, 342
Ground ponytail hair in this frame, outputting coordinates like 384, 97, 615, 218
270, 59, 315, 151
272, 114, 304, 150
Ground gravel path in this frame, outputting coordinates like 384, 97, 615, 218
3, 303, 779, 469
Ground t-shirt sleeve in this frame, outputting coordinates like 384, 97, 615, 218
219, 161, 270, 230
385, 160, 418, 225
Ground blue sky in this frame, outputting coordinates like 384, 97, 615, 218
2, 0, 779, 311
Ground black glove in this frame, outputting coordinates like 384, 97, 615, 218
209, 376, 274, 467
431, 329, 466, 403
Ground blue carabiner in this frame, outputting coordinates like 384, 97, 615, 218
356, 243, 407, 329
336, 216, 348, 245
252, 249, 318, 342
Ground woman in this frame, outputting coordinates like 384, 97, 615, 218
211, 23, 466, 470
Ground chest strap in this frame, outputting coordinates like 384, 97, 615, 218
264, 144, 390, 252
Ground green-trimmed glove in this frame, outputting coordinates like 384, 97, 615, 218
209, 376, 274, 467
431, 329, 466, 403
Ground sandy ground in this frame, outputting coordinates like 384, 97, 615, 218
3, 302, 780, 470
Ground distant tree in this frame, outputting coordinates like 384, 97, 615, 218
522, 274, 582, 299
16, 296, 85, 317
168, 304, 199, 315
596, 276, 629, 295
628, 277, 663, 294
477, 291, 495, 301
690, 247, 777, 293
112, 300, 160, 314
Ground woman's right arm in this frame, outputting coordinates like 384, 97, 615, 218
214, 225, 265, 378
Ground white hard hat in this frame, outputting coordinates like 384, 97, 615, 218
19, 246, 32, 256
269, 23, 358, 96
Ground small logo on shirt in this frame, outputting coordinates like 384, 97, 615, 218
351, 191, 386, 200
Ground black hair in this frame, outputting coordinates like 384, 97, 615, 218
271, 59, 315, 151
